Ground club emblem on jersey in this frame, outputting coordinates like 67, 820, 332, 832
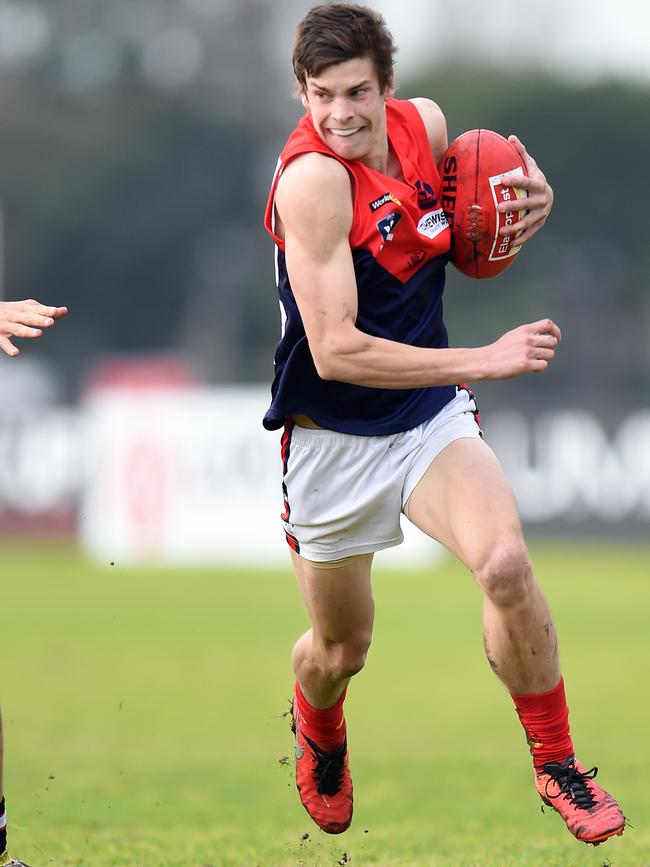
415, 179, 438, 209
406, 250, 426, 268
377, 211, 402, 242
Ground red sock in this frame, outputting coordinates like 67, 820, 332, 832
294, 682, 347, 752
511, 677, 574, 772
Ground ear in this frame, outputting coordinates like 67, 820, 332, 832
384, 76, 396, 100
300, 92, 310, 110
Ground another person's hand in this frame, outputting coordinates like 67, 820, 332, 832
499, 135, 554, 247
0, 299, 68, 356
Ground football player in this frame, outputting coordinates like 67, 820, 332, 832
263, 1, 624, 847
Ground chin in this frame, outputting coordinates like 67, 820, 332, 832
329, 134, 365, 158
331, 140, 358, 156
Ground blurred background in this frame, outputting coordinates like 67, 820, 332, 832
1, 0, 649, 561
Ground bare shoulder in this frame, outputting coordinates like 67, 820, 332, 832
275, 152, 353, 241
409, 97, 448, 165
276, 152, 351, 213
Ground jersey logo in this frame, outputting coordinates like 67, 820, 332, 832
369, 191, 402, 212
415, 180, 438, 209
406, 250, 426, 268
377, 211, 402, 242
417, 208, 448, 240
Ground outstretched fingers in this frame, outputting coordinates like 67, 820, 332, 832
0, 299, 68, 355
14, 299, 68, 326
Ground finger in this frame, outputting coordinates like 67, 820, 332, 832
507, 135, 541, 174
0, 335, 20, 356
24, 305, 68, 323
5, 312, 54, 329
7, 323, 44, 339
15, 298, 60, 316
498, 173, 527, 191
507, 222, 544, 247
499, 214, 534, 236
498, 173, 544, 194
497, 198, 530, 216
531, 318, 561, 341
507, 134, 526, 157
500, 209, 548, 238
27, 302, 68, 319
18, 300, 63, 317
533, 333, 559, 349
23, 313, 56, 328
500, 217, 535, 238
530, 347, 555, 362
498, 195, 548, 217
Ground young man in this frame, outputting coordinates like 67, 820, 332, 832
263, 2, 624, 846
0, 297, 68, 867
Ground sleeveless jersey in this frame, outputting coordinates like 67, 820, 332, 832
263, 98, 456, 436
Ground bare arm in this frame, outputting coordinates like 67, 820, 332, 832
275, 154, 560, 389
0, 299, 68, 356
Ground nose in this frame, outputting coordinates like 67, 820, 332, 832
330, 96, 355, 123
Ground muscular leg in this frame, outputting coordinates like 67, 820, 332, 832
405, 437, 559, 695
290, 550, 374, 708
287, 551, 370, 834
406, 437, 626, 844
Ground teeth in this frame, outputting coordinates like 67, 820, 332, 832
330, 127, 361, 137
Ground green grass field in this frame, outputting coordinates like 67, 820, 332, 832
2, 540, 649, 866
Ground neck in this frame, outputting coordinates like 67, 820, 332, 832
385, 146, 402, 180
358, 129, 401, 179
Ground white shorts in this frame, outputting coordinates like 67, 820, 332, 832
279, 387, 482, 562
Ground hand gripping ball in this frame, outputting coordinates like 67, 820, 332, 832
440, 129, 528, 279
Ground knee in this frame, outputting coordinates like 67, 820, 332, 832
472, 540, 533, 608
321, 633, 372, 682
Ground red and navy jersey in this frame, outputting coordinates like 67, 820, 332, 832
263, 98, 456, 436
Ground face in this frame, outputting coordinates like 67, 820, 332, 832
301, 56, 394, 167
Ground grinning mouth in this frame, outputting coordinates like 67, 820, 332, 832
329, 127, 362, 137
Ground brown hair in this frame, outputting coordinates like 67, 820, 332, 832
293, 3, 397, 95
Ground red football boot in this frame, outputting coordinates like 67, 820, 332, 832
291, 701, 353, 834
535, 756, 625, 845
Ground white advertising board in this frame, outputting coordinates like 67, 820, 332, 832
2, 384, 649, 565
78, 386, 444, 567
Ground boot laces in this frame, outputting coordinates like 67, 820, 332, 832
303, 733, 346, 796
543, 756, 598, 810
